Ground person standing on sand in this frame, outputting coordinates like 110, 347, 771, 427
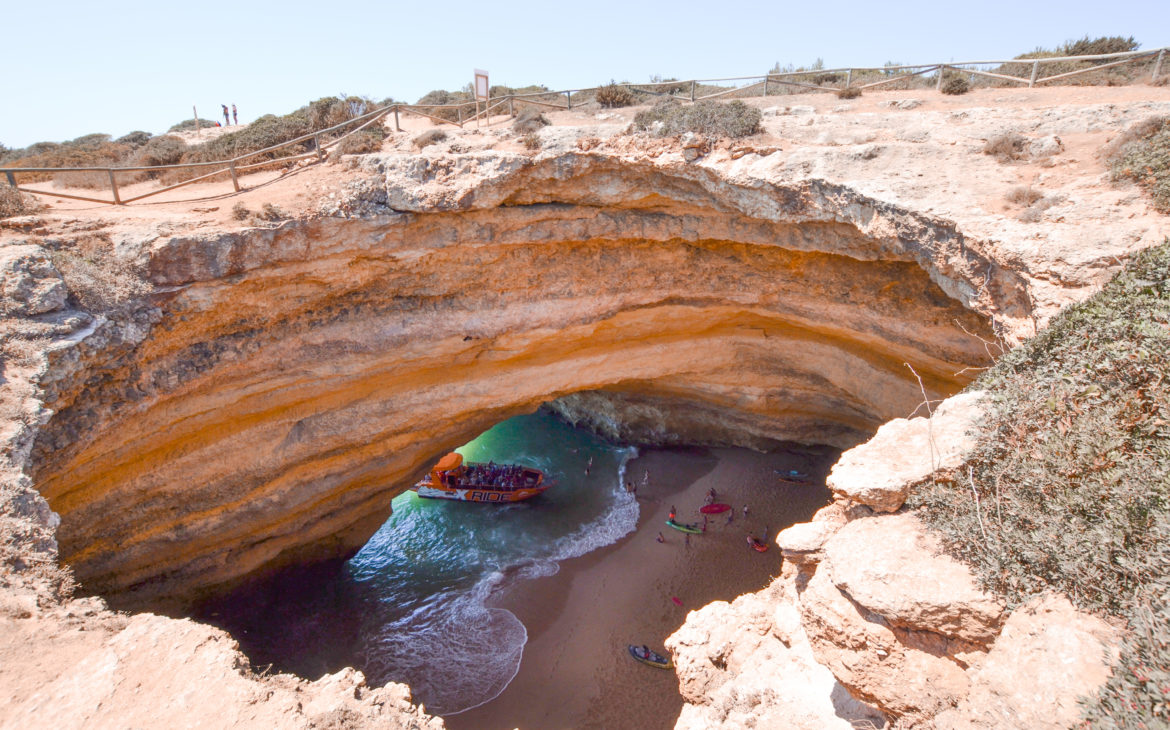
742, 504, 749, 519
222, 104, 230, 126
656, 532, 664, 543
685, 533, 691, 548
232, 104, 238, 125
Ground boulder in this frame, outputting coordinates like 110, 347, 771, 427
932, 594, 1117, 729
823, 513, 1005, 644
827, 390, 984, 511
0, 245, 67, 316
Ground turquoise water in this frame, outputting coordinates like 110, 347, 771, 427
346, 410, 638, 715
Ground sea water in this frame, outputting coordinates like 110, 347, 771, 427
339, 410, 637, 715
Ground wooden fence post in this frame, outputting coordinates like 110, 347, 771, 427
229, 160, 241, 192
1029, 60, 1041, 87
846, 68, 853, 87
936, 65, 946, 91
566, 91, 572, 110
690, 80, 696, 102
314, 134, 324, 161
394, 105, 402, 132
763, 76, 769, 96
509, 96, 515, 116
4, 171, 16, 188
107, 169, 122, 205
1154, 49, 1166, 81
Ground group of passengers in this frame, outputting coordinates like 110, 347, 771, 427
460, 462, 532, 490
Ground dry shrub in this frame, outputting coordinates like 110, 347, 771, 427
47, 234, 149, 312
0, 184, 39, 219
512, 107, 550, 134
983, 132, 1028, 162
633, 99, 762, 139
595, 82, 636, 108
1018, 195, 1061, 222
941, 72, 971, 95
413, 129, 448, 149
836, 86, 862, 99
521, 133, 542, 151
334, 128, 386, 155
1005, 185, 1043, 205
257, 203, 287, 221
231, 202, 250, 220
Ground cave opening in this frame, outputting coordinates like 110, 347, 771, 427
188, 405, 837, 720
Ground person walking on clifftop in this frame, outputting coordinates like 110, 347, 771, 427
222, 104, 230, 126
232, 104, 238, 125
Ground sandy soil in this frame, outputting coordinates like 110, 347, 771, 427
446, 443, 838, 730
9, 84, 1169, 243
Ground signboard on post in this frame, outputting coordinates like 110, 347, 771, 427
474, 69, 490, 101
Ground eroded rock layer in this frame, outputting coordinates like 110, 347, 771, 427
29, 155, 1009, 604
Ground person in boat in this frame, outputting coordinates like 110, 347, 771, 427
642, 645, 650, 659
669, 506, 676, 520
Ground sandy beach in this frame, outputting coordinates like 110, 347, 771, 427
446, 443, 838, 730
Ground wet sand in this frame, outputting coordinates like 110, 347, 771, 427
445, 443, 838, 730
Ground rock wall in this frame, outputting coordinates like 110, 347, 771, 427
23, 156, 1013, 606
667, 391, 1117, 729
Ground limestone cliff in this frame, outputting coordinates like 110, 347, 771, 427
1, 87, 1167, 728
23, 156, 1017, 605
667, 391, 1117, 729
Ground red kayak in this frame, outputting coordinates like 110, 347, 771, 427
700, 503, 731, 515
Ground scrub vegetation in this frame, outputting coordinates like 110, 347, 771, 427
633, 100, 762, 139
1107, 116, 1170, 213
910, 241, 1170, 728
0, 95, 384, 188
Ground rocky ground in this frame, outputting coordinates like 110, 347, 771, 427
1, 84, 1167, 728
668, 393, 1117, 729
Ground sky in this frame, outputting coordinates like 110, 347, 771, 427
3, 0, 1168, 149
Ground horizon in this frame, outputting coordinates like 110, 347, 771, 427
3, 0, 1168, 149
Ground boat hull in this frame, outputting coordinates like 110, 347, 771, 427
414, 484, 547, 503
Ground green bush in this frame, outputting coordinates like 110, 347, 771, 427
909, 241, 1170, 729
115, 131, 152, 147
167, 118, 220, 133
164, 95, 378, 183
415, 89, 473, 123
130, 135, 186, 171
1109, 117, 1170, 213
633, 99, 761, 138
595, 82, 636, 108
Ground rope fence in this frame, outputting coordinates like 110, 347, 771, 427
3, 47, 1165, 206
